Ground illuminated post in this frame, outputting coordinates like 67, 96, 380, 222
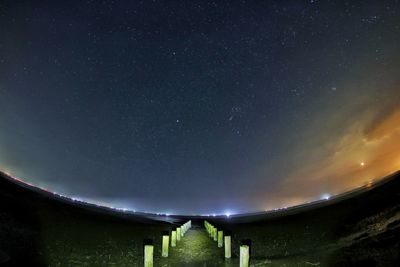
213, 227, 217, 241
162, 235, 169, 257
224, 236, 231, 258
240, 245, 249, 267
144, 245, 153, 267
171, 230, 177, 247
181, 224, 185, 237
206, 221, 212, 237
218, 230, 223, 248
177, 227, 181, 241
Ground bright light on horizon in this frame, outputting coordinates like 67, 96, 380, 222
321, 193, 331, 200
2, 167, 400, 216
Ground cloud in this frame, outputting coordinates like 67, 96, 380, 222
365, 109, 400, 141
266, 107, 400, 209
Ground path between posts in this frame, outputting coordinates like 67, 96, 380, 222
158, 225, 237, 267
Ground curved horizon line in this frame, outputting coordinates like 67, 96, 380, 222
1, 168, 399, 220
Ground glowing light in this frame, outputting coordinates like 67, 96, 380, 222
321, 193, 331, 200
360, 162, 365, 166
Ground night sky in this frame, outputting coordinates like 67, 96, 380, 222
1, 0, 400, 215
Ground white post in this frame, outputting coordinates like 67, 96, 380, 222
177, 227, 181, 241
240, 245, 249, 267
218, 230, 223, 248
162, 235, 169, 257
224, 236, 231, 258
144, 245, 153, 267
213, 227, 217, 241
171, 230, 177, 247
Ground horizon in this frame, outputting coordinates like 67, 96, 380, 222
1, 168, 399, 217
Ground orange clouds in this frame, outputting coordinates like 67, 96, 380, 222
365, 109, 400, 141
267, 107, 400, 210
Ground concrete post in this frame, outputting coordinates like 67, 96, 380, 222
213, 227, 217, 241
171, 230, 177, 247
177, 227, 181, 241
240, 245, 249, 267
218, 231, 223, 248
144, 245, 153, 267
224, 236, 231, 258
162, 235, 169, 257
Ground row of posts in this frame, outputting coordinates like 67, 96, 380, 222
144, 220, 192, 267
204, 220, 249, 267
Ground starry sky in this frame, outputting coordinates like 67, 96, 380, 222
1, 0, 400, 215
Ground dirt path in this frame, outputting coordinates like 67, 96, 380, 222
158, 225, 236, 267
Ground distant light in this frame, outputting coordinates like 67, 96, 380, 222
360, 162, 365, 166
225, 213, 231, 218
321, 193, 331, 200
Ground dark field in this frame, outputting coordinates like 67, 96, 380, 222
1, 171, 399, 266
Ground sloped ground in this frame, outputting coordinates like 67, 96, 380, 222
1, 171, 400, 266
330, 205, 400, 267
2, 205, 398, 266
